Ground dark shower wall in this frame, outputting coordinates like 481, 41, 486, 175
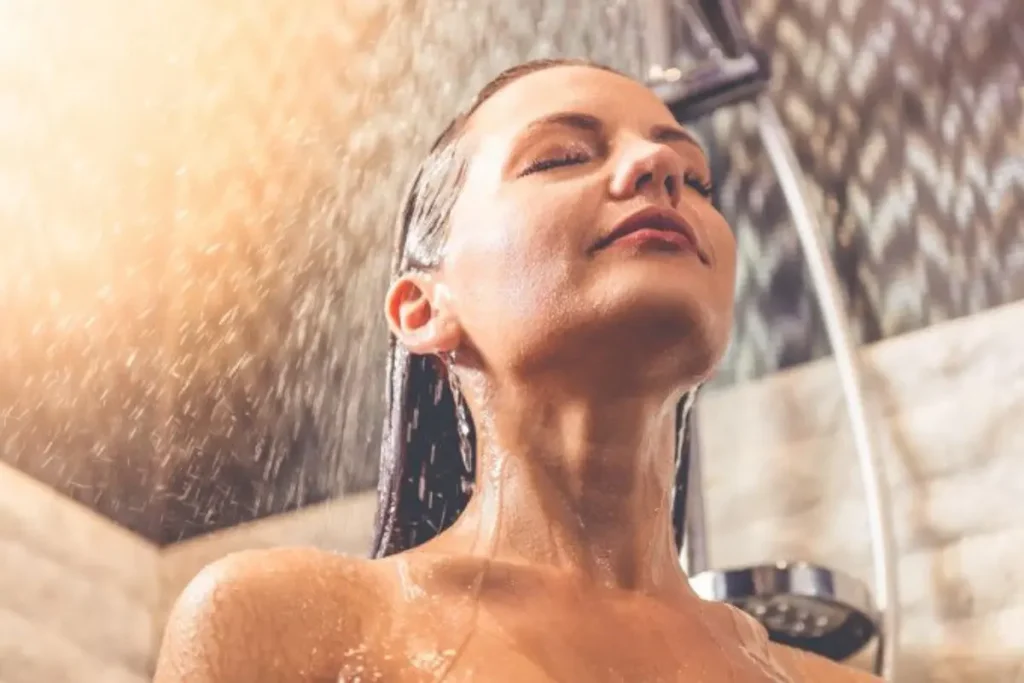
711, 0, 1023, 381
1, 0, 1021, 545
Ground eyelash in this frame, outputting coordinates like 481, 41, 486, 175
683, 172, 714, 198
521, 151, 714, 199
521, 150, 591, 176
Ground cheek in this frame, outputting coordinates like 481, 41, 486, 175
712, 216, 737, 290
703, 210, 739, 347
444, 189, 588, 345
694, 202, 736, 284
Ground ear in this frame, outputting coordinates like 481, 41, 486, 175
384, 272, 462, 355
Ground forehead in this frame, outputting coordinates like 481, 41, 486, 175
465, 65, 679, 141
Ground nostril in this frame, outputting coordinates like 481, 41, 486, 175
634, 171, 654, 191
664, 175, 677, 197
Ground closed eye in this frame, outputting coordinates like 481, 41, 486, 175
683, 171, 713, 199
520, 150, 591, 176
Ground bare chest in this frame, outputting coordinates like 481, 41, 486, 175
348, 601, 801, 683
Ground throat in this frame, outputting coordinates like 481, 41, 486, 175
431, 375, 693, 597
443, 443, 689, 597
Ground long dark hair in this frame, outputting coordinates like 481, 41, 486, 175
371, 59, 699, 558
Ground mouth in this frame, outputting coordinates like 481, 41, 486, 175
592, 205, 708, 264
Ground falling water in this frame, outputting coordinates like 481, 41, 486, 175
444, 356, 475, 478
0, 0, 651, 546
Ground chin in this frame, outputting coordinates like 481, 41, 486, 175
606, 270, 730, 368
521, 293, 730, 394
619, 304, 725, 379
502, 264, 733, 387
607, 262, 726, 320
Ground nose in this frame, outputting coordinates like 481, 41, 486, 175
608, 139, 682, 206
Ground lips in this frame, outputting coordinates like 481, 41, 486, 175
593, 205, 707, 263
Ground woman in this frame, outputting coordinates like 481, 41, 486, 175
155, 59, 880, 682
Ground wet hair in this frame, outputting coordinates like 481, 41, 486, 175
371, 58, 699, 558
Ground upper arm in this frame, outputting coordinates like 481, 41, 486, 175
153, 548, 371, 683
769, 643, 883, 683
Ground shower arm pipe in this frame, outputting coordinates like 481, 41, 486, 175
754, 97, 899, 681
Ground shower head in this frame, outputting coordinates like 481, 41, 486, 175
650, 50, 771, 123
691, 0, 753, 59
689, 562, 879, 662
643, 0, 772, 122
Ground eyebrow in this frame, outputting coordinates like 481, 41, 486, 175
520, 111, 703, 150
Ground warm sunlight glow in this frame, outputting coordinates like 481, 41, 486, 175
0, 0, 393, 469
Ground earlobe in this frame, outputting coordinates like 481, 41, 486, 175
384, 274, 462, 355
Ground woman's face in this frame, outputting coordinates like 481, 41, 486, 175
414, 65, 736, 389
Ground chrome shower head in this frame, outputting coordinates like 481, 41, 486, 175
690, 562, 879, 662
691, 0, 753, 59
641, 0, 772, 122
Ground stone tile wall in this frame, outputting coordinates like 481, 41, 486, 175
0, 465, 158, 683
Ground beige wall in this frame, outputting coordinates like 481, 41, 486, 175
0, 463, 373, 682
0, 465, 158, 683
7, 302, 1024, 681
700, 299, 1024, 682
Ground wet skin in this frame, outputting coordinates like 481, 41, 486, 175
156, 548, 878, 682
154, 65, 882, 682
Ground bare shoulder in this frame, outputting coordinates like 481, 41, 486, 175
154, 546, 383, 683
769, 643, 883, 683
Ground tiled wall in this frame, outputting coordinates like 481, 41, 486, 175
700, 299, 1024, 682
0, 465, 158, 683
0, 479, 373, 682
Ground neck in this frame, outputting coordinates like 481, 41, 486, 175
437, 374, 692, 598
